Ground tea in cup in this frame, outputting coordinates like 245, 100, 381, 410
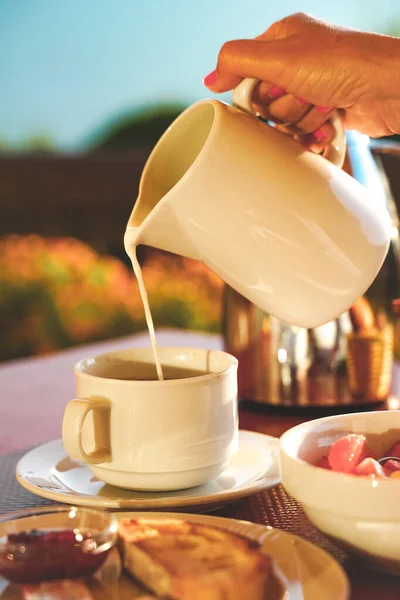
62, 347, 238, 491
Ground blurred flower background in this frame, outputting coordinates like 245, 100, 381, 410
0, 235, 223, 361
0, 0, 399, 361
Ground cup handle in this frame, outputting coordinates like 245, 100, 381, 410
232, 77, 346, 168
62, 397, 112, 464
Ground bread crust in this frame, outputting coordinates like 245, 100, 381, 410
119, 518, 271, 600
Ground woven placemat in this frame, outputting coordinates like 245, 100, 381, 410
0, 449, 54, 514
218, 486, 347, 563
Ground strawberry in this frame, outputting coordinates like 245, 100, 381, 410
328, 434, 371, 473
353, 457, 387, 477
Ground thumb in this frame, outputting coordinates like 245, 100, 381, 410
203, 38, 292, 93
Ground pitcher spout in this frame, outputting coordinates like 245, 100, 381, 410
124, 100, 220, 262
124, 194, 200, 261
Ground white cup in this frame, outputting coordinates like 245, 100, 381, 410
62, 347, 238, 491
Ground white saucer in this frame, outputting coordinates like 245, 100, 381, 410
0, 511, 350, 600
15, 430, 280, 511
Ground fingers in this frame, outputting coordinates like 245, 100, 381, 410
260, 91, 335, 154
294, 105, 335, 133
252, 81, 285, 104
298, 122, 335, 154
202, 17, 287, 91
250, 87, 335, 153
258, 93, 312, 124
203, 68, 241, 92
202, 12, 346, 157
202, 33, 337, 158
203, 13, 326, 94
251, 81, 335, 130
203, 38, 291, 93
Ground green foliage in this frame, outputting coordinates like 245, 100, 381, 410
0, 138, 9, 152
89, 104, 186, 151
0, 133, 56, 153
23, 133, 55, 152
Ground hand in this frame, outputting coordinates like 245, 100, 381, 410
204, 13, 400, 153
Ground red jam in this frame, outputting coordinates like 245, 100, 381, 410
0, 528, 110, 584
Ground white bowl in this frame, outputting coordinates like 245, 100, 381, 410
280, 410, 400, 574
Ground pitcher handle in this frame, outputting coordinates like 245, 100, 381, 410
232, 77, 346, 168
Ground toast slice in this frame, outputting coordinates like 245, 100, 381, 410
119, 518, 271, 600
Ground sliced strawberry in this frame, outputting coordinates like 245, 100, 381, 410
353, 457, 387, 477
385, 441, 400, 459
383, 459, 400, 473
328, 434, 371, 473
316, 455, 331, 470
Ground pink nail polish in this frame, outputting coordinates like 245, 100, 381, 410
312, 127, 328, 142
296, 98, 309, 105
203, 70, 217, 87
316, 105, 333, 114
269, 85, 286, 99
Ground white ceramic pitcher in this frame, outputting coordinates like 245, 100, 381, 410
124, 78, 391, 328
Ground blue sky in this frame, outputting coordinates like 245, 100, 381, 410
0, 0, 398, 150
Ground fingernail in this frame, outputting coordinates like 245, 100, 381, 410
203, 70, 217, 87
312, 127, 328, 142
296, 98, 309, 105
269, 85, 286, 99
316, 105, 333, 114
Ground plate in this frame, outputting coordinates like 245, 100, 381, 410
0, 511, 350, 599
16, 430, 280, 510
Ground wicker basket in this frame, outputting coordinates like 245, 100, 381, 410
346, 325, 393, 402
